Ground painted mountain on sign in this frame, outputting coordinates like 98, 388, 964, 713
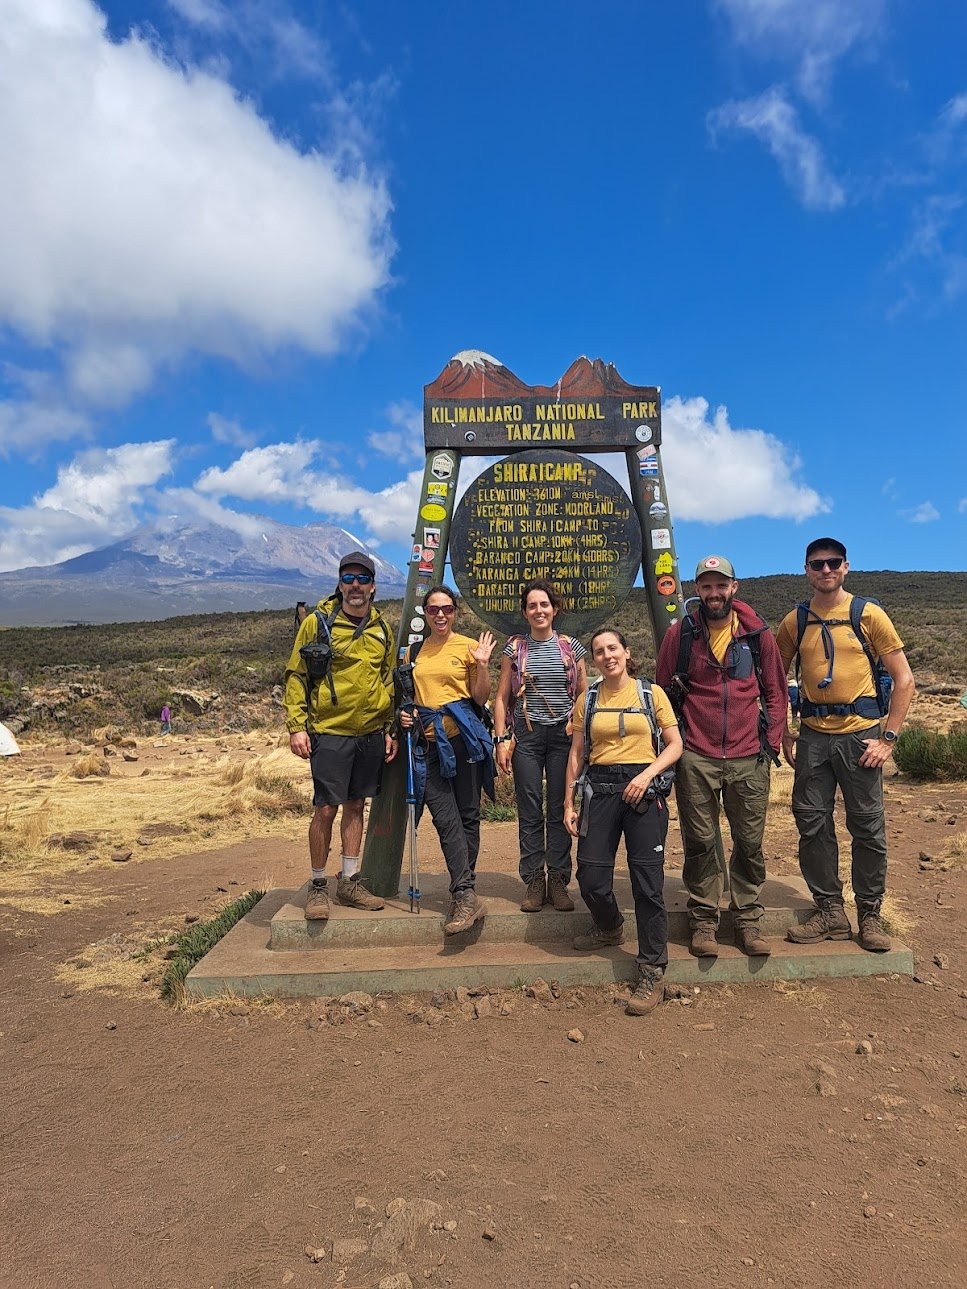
0, 517, 405, 626
424, 351, 655, 401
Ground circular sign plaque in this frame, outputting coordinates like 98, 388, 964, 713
449, 449, 642, 638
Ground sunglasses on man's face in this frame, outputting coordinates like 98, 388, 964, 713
340, 572, 373, 585
807, 558, 844, 572
427, 604, 456, 617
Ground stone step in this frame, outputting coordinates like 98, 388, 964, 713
186, 886, 913, 1000
271, 872, 818, 951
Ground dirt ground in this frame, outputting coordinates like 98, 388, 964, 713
3, 735, 967, 1289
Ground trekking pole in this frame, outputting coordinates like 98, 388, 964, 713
405, 725, 421, 914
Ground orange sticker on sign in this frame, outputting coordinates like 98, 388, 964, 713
657, 576, 676, 596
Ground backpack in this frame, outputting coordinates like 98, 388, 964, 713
575, 676, 675, 804
507, 633, 580, 731
666, 611, 778, 764
793, 596, 892, 720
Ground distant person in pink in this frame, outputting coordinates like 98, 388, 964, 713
160, 704, 171, 735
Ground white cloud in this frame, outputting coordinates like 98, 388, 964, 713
167, 0, 331, 81
715, 0, 885, 103
659, 395, 827, 522
206, 412, 258, 449
0, 0, 393, 446
367, 401, 424, 464
959, 497, 967, 514
0, 439, 175, 570
195, 441, 322, 502
708, 88, 845, 210
356, 471, 425, 545
899, 501, 940, 523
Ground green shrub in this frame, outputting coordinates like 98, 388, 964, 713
160, 890, 265, 1003
894, 723, 967, 780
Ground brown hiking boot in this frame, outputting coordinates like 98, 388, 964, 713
690, 924, 719, 958
625, 967, 664, 1016
547, 871, 575, 912
786, 899, 851, 944
857, 907, 891, 953
305, 880, 330, 921
572, 922, 624, 951
336, 875, 384, 911
520, 873, 546, 912
444, 890, 486, 935
734, 922, 771, 957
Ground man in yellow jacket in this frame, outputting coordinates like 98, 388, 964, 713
284, 552, 397, 921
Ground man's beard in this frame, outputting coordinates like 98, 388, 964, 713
702, 593, 734, 621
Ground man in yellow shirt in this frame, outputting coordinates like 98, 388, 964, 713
777, 539, 915, 952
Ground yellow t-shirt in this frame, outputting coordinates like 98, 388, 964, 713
706, 612, 738, 665
572, 679, 677, 765
776, 593, 904, 735
408, 633, 478, 739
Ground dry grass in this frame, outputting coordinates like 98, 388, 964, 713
769, 768, 794, 806
938, 830, 967, 870
0, 741, 311, 881
69, 751, 110, 779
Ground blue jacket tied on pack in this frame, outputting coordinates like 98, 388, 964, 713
408, 699, 495, 822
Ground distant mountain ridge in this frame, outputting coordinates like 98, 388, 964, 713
0, 517, 406, 626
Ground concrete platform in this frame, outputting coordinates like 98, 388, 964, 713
185, 872, 914, 999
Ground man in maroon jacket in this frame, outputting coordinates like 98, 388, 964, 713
656, 556, 788, 958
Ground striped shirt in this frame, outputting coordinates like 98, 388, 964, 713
503, 634, 586, 725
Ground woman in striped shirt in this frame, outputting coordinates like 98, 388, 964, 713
493, 579, 587, 913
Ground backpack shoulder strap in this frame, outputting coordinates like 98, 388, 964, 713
582, 678, 602, 746
635, 677, 663, 754
676, 613, 700, 678
409, 638, 424, 664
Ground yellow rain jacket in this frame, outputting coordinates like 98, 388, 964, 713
284, 595, 394, 737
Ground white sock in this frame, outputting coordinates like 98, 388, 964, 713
311, 868, 327, 885
341, 855, 360, 878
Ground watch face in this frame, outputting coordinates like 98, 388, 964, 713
883, 730, 897, 742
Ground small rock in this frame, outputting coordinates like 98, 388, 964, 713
549, 980, 562, 998
481, 1222, 497, 1241
473, 997, 492, 1020
934, 953, 951, 971
566, 1028, 585, 1043
526, 977, 554, 1003
386, 1198, 407, 1217
104, 1021, 117, 1030
378, 1275, 414, 1289
443, 1220, 457, 1232
184, 914, 199, 924
354, 1196, 376, 1218
282, 1272, 294, 1285
498, 999, 515, 1017
424, 1008, 445, 1027
863, 1206, 877, 1219
339, 991, 374, 1014
331, 1238, 368, 1263
423, 1168, 447, 1182
919, 851, 934, 862
663, 981, 690, 1000
856, 1040, 874, 1056
454, 986, 470, 1006
111, 850, 133, 864
303, 1244, 327, 1263
122, 752, 139, 762
947, 817, 958, 826
741, 1257, 755, 1266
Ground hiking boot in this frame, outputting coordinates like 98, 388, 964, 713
572, 922, 624, 951
305, 879, 330, 922
857, 906, 891, 953
336, 875, 384, 911
786, 899, 851, 944
690, 924, 719, 958
520, 872, 547, 912
625, 966, 664, 1016
734, 922, 771, 957
547, 871, 575, 912
444, 890, 486, 935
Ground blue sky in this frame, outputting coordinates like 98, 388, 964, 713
1, 0, 965, 583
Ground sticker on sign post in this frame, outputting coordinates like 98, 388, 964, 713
650, 528, 671, 549
431, 454, 453, 480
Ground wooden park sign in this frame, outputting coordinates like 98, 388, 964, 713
361, 351, 683, 894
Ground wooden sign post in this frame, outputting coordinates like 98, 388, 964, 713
361, 351, 683, 896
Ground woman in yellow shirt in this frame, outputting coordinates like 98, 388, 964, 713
565, 628, 683, 1016
399, 585, 496, 936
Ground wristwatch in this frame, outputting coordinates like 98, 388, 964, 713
495, 733, 513, 743
882, 729, 898, 744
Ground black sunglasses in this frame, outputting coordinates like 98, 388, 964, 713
807, 558, 844, 571
427, 604, 456, 616
340, 572, 373, 585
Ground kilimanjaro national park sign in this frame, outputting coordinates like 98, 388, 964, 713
449, 449, 641, 637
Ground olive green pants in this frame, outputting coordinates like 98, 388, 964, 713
674, 750, 771, 928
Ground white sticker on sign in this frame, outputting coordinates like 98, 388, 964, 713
650, 528, 671, 549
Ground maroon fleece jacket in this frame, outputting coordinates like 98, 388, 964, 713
655, 599, 787, 760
